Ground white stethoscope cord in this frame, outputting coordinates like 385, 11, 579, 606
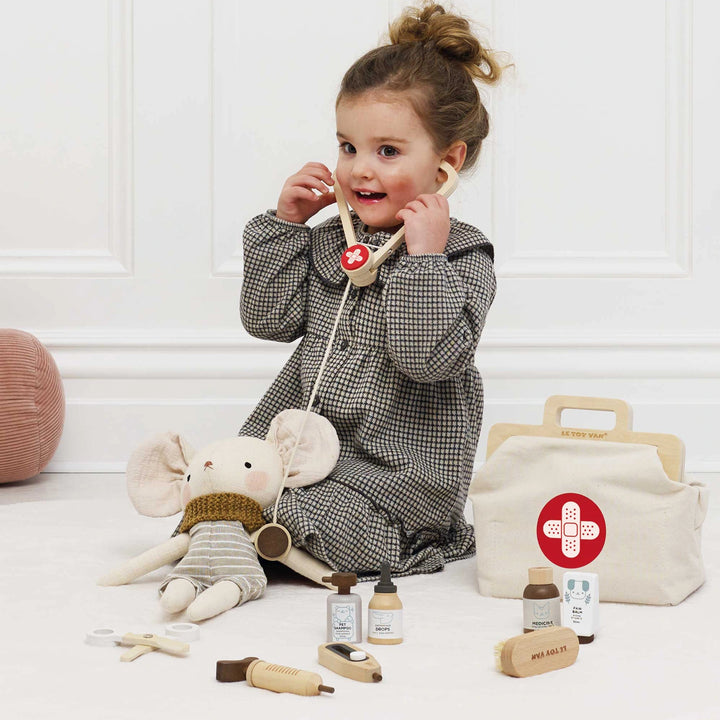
267, 162, 459, 529
270, 278, 353, 524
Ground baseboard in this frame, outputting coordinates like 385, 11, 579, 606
36, 330, 720, 473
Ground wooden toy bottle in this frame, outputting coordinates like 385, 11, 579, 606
322, 572, 362, 643
523, 567, 560, 633
368, 562, 403, 645
562, 571, 599, 643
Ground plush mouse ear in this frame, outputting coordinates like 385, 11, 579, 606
126, 432, 196, 517
267, 409, 339, 489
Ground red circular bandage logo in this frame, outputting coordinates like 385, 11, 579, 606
536, 493, 606, 568
341, 244, 371, 271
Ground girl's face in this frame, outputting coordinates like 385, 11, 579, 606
335, 91, 448, 234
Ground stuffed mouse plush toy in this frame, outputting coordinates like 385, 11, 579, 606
98, 410, 339, 621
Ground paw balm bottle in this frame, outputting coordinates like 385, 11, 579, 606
562, 571, 599, 643
523, 567, 560, 633
368, 562, 403, 645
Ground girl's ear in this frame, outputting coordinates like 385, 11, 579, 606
441, 141, 467, 174
126, 432, 196, 517
267, 409, 340, 488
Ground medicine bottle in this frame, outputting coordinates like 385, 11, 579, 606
523, 566, 560, 633
368, 562, 403, 644
322, 572, 362, 643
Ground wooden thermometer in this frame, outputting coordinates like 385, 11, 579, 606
335, 160, 460, 287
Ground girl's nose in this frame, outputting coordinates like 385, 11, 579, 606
351, 155, 373, 181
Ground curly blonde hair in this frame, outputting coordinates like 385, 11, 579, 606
337, 3, 505, 171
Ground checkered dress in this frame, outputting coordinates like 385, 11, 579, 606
240, 211, 495, 579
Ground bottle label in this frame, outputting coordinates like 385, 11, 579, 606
330, 603, 358, 641
562, 573, 597, 636
523, 598, 560, 631
368, 608, 403, 640
565, 601, 590, 634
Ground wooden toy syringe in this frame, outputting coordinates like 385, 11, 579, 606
216, 657, 334, 696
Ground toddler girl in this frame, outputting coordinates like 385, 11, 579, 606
240, 3, 504, 578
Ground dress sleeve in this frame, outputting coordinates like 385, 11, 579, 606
240, 212, 312, 342
382, 248, 496, 383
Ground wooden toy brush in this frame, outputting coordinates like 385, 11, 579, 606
494, 627, 579, 677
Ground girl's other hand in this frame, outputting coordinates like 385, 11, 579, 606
276, 162, 336, 224
396, 193, 450, 255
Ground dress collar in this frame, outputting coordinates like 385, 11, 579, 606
309, 214, 493, 287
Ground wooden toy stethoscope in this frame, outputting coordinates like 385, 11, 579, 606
252, 160, 460, 562
336, 159, 459, 287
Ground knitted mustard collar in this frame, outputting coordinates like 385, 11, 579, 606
177, 492, 265, 534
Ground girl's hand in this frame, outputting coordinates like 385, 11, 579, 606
396, 193, 451, 255
276, 162, 335, 224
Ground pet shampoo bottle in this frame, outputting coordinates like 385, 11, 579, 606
323, 572, 362, 643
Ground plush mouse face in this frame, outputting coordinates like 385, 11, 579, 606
181, 436, 284, 508
125, 409, 341, 520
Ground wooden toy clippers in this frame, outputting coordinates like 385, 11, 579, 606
318, 642, 382, 682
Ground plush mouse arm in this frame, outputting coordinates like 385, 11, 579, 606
98, 533, 190, 586
98, 432, 196, 587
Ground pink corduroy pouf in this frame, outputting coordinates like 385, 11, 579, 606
0, 329, 65, 483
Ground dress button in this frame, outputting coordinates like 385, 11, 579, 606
338, 339, 349, 350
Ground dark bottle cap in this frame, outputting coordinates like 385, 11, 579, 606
374, 562, 397, 593
322, 572, 358, 594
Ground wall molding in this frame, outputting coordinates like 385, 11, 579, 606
38, 329, 720, 380
34, 328, 720, 473
46, 395, 720, 475
210, 0, 243, 277
0, 0, 133, 277
491, 0, 692, 278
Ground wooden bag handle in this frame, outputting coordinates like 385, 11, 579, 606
486, 395, 685, 481
542, 395, 632, 434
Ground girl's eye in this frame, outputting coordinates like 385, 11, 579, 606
379, 145, 399, 158
339, 142, 356, 154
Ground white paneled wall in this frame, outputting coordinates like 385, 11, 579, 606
1, 0, 718, 473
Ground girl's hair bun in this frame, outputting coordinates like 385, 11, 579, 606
389, 3, 502, 84
339, 2, 510, 171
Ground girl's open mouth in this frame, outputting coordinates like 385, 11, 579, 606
354, 191, 386, 203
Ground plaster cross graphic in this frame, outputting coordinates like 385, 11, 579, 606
542, 500, 600, 559
344, 249, 364, 266
341, 244, 372, 272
